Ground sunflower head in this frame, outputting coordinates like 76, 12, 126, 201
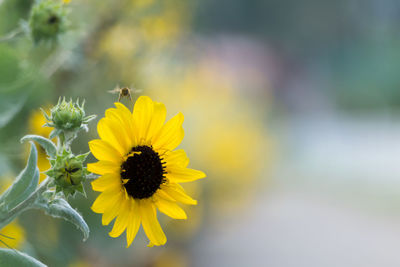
88, 96, 205, 247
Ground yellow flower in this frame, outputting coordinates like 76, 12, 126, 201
0, 220, 25, 249
28, 108, 54, 183
28, 108, 53, 138
88, 96, 206, 247
0, 179, 26, 249
63, 0, 70, 4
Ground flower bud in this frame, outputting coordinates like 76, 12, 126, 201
29, 0, 68, 44
52, 98, 84, 130
44, 98, 96, 138
45, 149, 89, 197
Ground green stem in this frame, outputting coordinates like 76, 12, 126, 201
0, 178, 50, 230
0, 27, 23, 42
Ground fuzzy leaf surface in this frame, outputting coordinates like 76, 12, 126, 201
33, 198, 89, 241
0, 248, 47, 267
21, 135, 57, 158
0, 142, 39, 211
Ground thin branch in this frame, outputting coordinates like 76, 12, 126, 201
0, 27, 23, 42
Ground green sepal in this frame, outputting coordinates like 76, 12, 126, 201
0, 248, 46, 267
75, 183, 86, 197
40, 107, 51, 121
62, 187, 75, 198
55, 185, 62, 194
49, 129, 62, 139
21, 134, 57, 158
75, 151, 90, 162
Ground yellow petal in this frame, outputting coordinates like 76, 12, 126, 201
139, 199, 166, 246
126, 198, 141, 247
164, 149, 189, 168
155, 197, 187, 219
161, 183, 197, 205
91, 187, 122, 213
147, 101, 166, 141
132, 96, 154, 144
105, 107, 135, 148
166, 167, 206, 183
152, 113, 184, 152
155, 188, 177, 202
89, 139, 122, 163
114, 102, 137, 146
102, 191, 123, 225
109, 197, 130, 238
91, 173, 121, 192
98, 118, 128, 155
87, 161, 120, 175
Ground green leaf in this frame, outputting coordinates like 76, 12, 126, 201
0, 248, 46, 267
0, 142, 39, 211
21, 135, 57, 158
33, 198, 89, 241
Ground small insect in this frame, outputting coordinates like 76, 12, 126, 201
108, 85, 142, 103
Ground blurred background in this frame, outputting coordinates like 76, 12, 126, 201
1, 0, 400, 266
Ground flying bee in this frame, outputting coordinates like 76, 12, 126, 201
108, 85, 142, 103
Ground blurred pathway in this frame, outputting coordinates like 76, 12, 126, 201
194, 115, 400, 267
194, 182, 400, 267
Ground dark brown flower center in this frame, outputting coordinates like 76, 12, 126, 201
120, 146, 166, 199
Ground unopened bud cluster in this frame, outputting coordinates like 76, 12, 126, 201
41, 97, 96, 198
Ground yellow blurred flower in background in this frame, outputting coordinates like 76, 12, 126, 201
96, 0, 189, 81
0, 179, 26, 249
144, 60, 273, 216
0, 220, 25, 249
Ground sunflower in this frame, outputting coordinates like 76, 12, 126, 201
88, 96, 205, 247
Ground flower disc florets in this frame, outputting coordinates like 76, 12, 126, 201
29, 0, 68, 44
